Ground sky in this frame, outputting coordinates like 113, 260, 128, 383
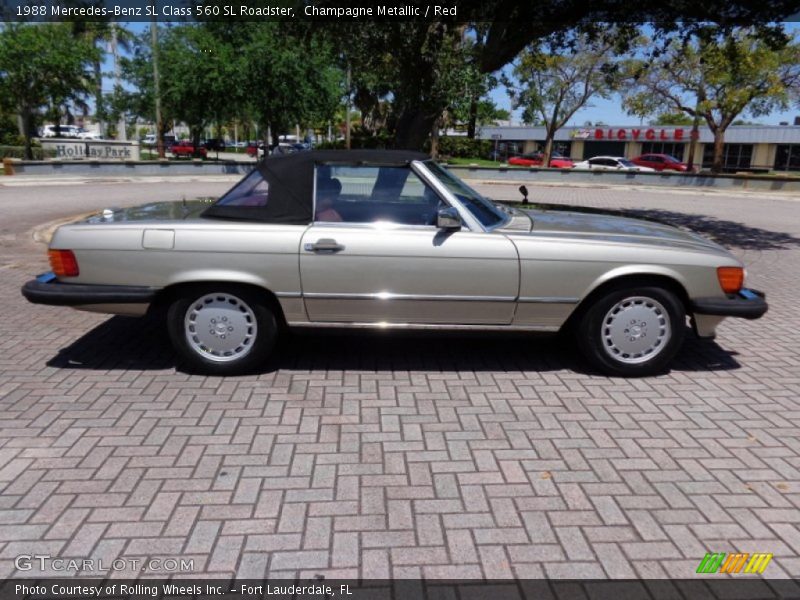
106, 21, 800, 127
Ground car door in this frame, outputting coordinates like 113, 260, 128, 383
646, 155, 663, 170
299, 163, 519, 325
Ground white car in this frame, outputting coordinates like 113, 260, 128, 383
573, 156, 656, 172
40, 124, 81, 138
77, 129, 103, 140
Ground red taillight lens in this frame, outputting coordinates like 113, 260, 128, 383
48, 249, 79, 277
717, 266, 743, 294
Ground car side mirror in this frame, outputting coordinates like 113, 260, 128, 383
436, 207, 462, 230
519, 185, 529, 205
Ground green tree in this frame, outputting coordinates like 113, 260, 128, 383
160, 25, 243, 147
123, 24, 245, 149
243, 23, 342, 148
120, 29, 174, 146
651, 112, 695, 125
321, 2, 799, 150
625, 26, 800, 172
0, 23, 100, 158
507, 29, 627, 167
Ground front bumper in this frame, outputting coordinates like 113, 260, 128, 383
690, 288, 768, 320
21, 272, 158, 307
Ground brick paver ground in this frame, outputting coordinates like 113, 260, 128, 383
1, 179, 799, 579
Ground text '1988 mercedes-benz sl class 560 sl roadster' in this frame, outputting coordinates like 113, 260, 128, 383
22, 150, 767, 377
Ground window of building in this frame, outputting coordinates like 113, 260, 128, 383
533, 141, 572, 157
775, 145, 800, 171
640, 142, 686, 160
702, 144, 753, 170
582, 141, 626, 159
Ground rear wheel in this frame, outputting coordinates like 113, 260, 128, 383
576, 285, 685, 377
167, 286, 277, 375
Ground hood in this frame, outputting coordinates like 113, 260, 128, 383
524, 208, 731, 255
84, 199, 214, 224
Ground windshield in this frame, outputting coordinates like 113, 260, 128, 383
619, 159, 636, 167
664, 155, 680, 163
424, 161, 506, 229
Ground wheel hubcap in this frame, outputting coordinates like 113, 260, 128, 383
602, 296, 671, 365
184, 293, 257, 362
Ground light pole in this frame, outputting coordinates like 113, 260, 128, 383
151, 1, 164, 158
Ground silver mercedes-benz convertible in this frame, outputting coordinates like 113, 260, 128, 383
22, 150, 767, 376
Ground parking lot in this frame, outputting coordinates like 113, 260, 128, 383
1, 178, 799, 579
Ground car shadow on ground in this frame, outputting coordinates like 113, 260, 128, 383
46, 314, 741, 377
526, 203, 800, 251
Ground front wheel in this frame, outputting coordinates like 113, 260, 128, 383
167, 286, 277, 375
576, 285, 685, 377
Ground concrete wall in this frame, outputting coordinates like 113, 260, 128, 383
5, 159, 799, 193
6, 160, 254, 177
39, 139, 141, 161
450, 165, 800, 193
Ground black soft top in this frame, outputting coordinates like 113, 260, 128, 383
202, 149, 429, 224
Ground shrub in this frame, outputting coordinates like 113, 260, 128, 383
0, 145, 56, 160
432, 136, 493, 158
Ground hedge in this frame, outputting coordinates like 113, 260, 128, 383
0, 145, 56, 160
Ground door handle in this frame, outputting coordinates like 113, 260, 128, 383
304, 238, 345, 253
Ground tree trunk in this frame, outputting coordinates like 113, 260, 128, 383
466, 96, 478, 139
711, 128, 725, 174
430, 116, 441, 159
94, 59, 104, 137
542, 133, 555, 168
393, 107, 438, 152
19, 110, 33, 160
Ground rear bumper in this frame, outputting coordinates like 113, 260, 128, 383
21, 273, 158, 307
690, 288, 768, 320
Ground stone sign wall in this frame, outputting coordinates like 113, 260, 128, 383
39, 139, 140, 161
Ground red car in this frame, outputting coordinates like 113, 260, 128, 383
508, 152, 574, 169
170, 141, 207, 159
631, 153, 690, 172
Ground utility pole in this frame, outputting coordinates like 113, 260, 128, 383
151, 2, 164, 158
111, 25, 126, 141
345, 63, 351, 149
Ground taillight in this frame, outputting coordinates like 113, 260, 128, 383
717, 266, 743, 294
48, 249, 79, 277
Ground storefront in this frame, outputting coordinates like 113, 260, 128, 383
479, 124, 800, 172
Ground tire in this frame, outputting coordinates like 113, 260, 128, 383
167, 285, 277, 375
576, 285, 685, 377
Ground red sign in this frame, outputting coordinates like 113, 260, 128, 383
593, 128, 700, 141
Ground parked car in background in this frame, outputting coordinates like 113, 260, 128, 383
631, 153, 691, 172
22, 150, 767, 378
573, 156, 656, 172
40, 124, 81, 138
77, 129, 103, 140
245, 142, 264, 158
142, 134, 176, 148
170, 140, 207, 159
203, 138, 226, 151
508, 152, 574, 169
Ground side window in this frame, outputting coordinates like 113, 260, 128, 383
215, 170, 269, 207
314, 165, 444, 226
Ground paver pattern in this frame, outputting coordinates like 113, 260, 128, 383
1, 179, 799, 579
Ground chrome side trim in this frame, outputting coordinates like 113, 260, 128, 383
518, 296, 580, 304
287, 321, 559, 332
274, 291, 302, 298
303, 292, 516, 302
